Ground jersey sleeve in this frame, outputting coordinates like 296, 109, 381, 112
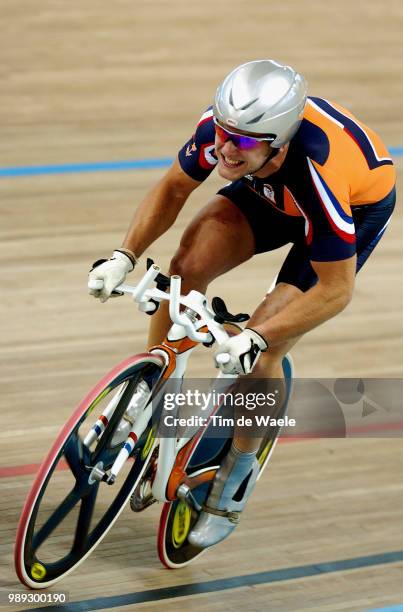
299, 158, 356, 262
177, 107, 218, 182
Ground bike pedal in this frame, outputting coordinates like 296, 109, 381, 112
130, 477, 157, 512
130, 491, 157, 512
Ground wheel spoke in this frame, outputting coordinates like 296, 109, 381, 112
72, 484, 99, 553
32, 488, 82, 552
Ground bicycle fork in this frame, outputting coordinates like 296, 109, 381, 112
82, 321, 199, 487
82, 382, 156, 484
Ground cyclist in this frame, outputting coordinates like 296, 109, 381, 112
88, 59, 396, 548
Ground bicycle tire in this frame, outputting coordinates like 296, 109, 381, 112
15, 353, 165, 589
257, 353, 294, 477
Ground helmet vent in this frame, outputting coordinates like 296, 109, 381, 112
238, 97, 259, 111
229, 88, 259, 111
246, 112, 265, 125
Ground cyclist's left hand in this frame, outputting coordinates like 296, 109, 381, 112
214, 328, 268, 375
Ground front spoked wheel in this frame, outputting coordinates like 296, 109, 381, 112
15, 353, 165, 588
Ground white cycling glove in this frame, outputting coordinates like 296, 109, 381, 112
214, 328, 268, 375
88, 249, 137, 303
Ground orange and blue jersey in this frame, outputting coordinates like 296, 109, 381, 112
178, 99, 396, 262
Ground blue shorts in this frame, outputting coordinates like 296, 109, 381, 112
217, 182, 396, 292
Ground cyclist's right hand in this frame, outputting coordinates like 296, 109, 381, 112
88, 249, 136, 302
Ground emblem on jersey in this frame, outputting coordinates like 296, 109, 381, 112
263, 184, 276, 203
199, 143, 218, 169
186, 142, 197, 157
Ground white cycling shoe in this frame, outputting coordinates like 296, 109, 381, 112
188, 444, 259, 549
111, 380, 151, 446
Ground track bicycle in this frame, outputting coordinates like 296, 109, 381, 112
15, 260, 294, 588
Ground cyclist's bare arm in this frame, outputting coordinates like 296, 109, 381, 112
122, 157, 201, 257
253, 255, 356, 346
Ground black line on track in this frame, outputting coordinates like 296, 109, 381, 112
22, 549, 403, 611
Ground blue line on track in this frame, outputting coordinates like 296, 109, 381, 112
0, 158, 173, 178
363, 607, 403, 612
23, 549, 403, 611
1, 147, 403, 178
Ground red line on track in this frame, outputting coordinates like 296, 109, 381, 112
2, 421, 402, 480
0, 460, 68, 479
0, 435, 359, 480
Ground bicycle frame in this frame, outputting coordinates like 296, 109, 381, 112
149, 324, 236, 503
87, 264, 237, 503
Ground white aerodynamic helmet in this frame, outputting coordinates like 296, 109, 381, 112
213, 59, 308, 148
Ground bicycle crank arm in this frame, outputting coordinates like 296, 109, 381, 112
176, 483, 202, 512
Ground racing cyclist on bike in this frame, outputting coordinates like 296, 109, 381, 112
88, 60, 396, 548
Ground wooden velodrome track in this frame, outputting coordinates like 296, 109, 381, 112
1, 1, 403, 610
